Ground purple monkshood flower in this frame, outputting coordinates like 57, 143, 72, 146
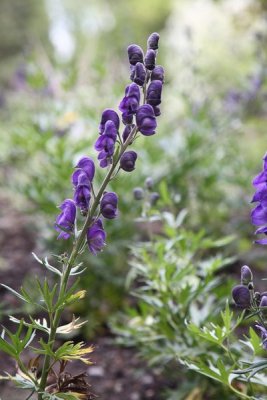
119, 83, 140, 117
144, 49, 156, 70
151, 65, 164, 83
87, 219, 106, 255
255, 324, 267, 350
251, 152, 267, 244
95, 120, 118, 168
146, 80, 162, 107
120, 151, 137, 172
100, 192, 118, 219
73, 171, 91, 211
99, 109, 120, 134
127, 44, 144, 65
55, 199, 76, 239
131, 62, 146, 86
232, 285, 251, 308
72, 156, 95, 186
136, 104, 157, 136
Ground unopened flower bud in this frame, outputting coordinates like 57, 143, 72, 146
144, 50, 156, 70
241, 265, 253, 285
147, 32, 160, 50
232, 285, 251, 308
120, 151, 137, 172
151, 65, 164, 83
100, 192, 118, 219
127, 44, 144, 65
133, 187, 144, 200
145, 177, 154, 190
132, 62, 146, 86
150, 192, 160, 205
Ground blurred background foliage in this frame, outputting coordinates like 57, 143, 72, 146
1, 0, 267, 359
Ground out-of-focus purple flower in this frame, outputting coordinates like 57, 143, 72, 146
260, 296, 267, 308
150, 192, 160, 205
95, 120, 118, 168
87, 219, 106, 255
147, 32, 160, 50
146, 80, 162, 106
251, 153, 267, 244
55, 199, 76, 239
120, 151, 137, 172
72, 156, 95, 186
127, 44, 144, 65
144, 50, 156, 70
232, 285, 251, 308
131, 62, 146, 86
136, 104, 157, 136
133, 187, 144, 200
99, 109, 120, 134
255, 324, 267, 349
100, 192, 118, 219
241, 265, 253, 285
151, 65, 164, 83
119, 83, 140, 117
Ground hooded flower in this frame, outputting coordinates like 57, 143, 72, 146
72, 156, 95, 186
73, 171, 91, 211
147, 32, 160, 50
98, 109, 120, 134
146, 80, 162, 106
131, 62, 146, 86
100, 192, 118, 219
151, 65, 164, 83
136, 104, 157, 136
119, 83, 140, 117
144, 49, 156, 70
55, 199, 76, 239
232, 285, 251, 308
120, 151, 137, 172
95, 120, 118, 168
87, 219, 106, 255
251, 152, 267, 244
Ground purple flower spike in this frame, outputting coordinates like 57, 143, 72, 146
144, 49, 156, 70
99, 109, 120, 134
147, 32, 160, 50
136, 104, 157, 136
151, 65, 164, 83
232, 285, 251, 308
119, 83, 140, 116
87, 219, 106, 255
100, 192, 118, 219
127, 44, 144, 65
120, 151, 137, 172
55, 199, 76, 240
146, 80, 162, 107
132, 62, 146, 86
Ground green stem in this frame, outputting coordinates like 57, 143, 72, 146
37, 126, 137, 398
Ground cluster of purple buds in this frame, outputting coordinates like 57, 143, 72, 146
251, 152, 267, 244
133, 176, 160, 206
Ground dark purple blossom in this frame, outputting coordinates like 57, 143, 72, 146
55, 199, 76, 240
133, 187, 144, 200
127, 44, 144, 65
99, 109, 120, 134
144, 50, 156, 70
151, 65, 164, 82
241, 265, 253, 285
232, 285, 251, 308
120, 151, 137, 172
131, 62, 146, 86
87, 219, 106, 255
136, 104, 157, 136
119, 83, 140, 117
251, 153, 267, 244
147, 32, 160, 50
95, 120, 118, 168
73, 171, 91, 210
146, 80, 162, 107
72, 156, 95, 186
100, 192, 118, 219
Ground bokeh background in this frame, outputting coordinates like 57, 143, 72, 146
1, 0, 267, 399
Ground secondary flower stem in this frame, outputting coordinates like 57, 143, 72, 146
38, 126, 137, 398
